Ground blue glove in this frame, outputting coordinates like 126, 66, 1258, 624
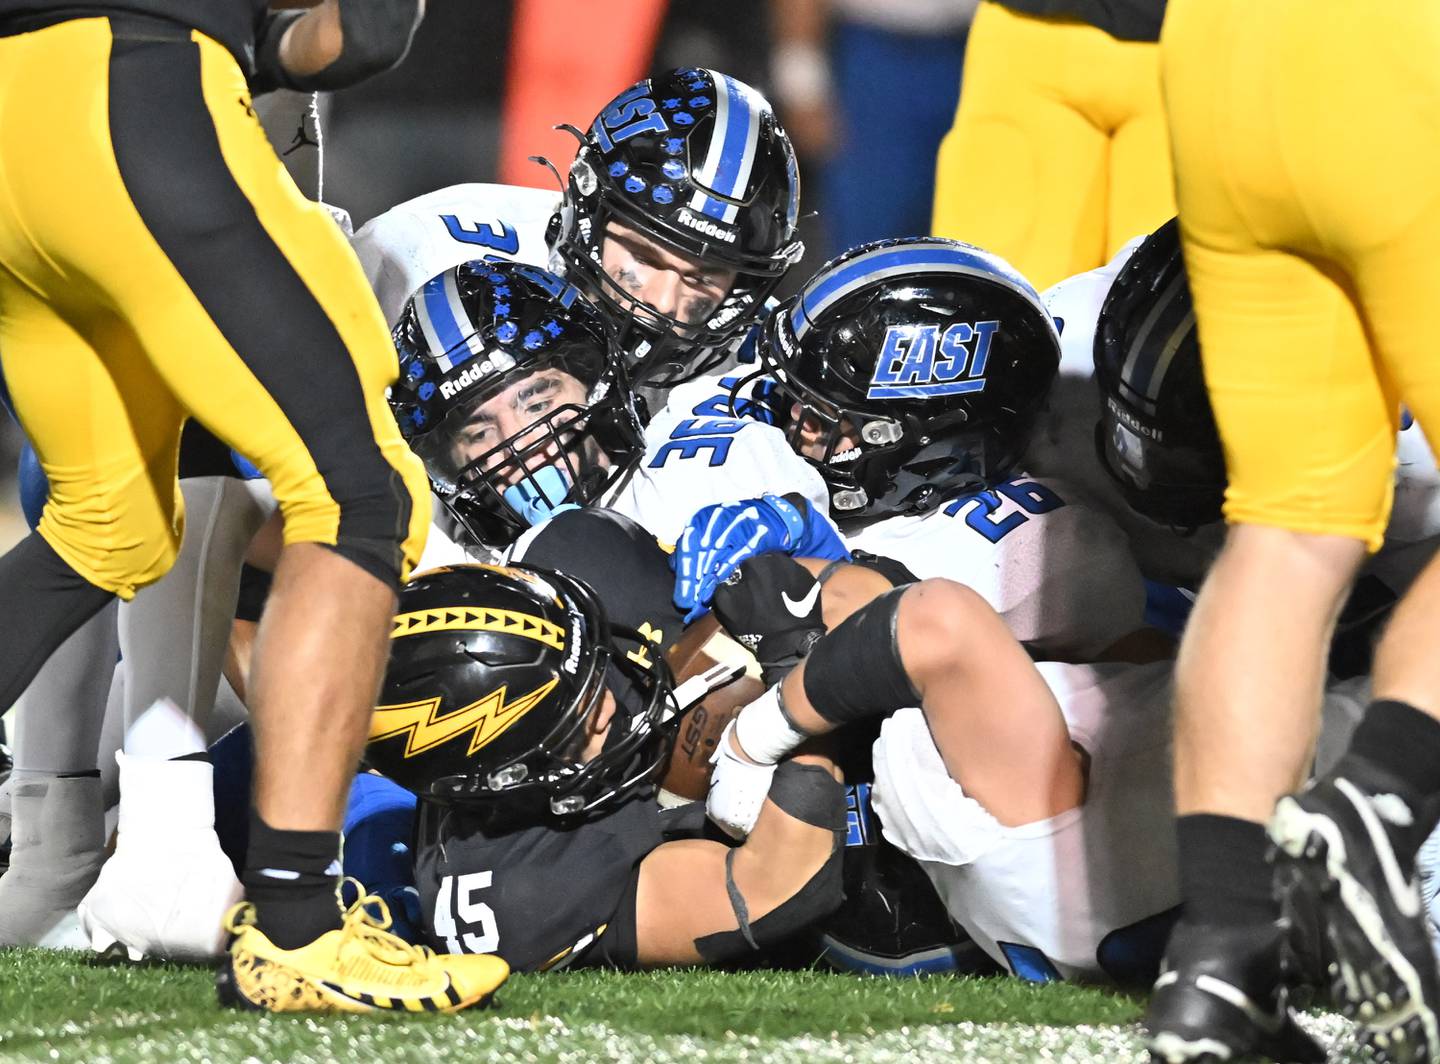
672, 493, 849, 623
230, 449, 264, 480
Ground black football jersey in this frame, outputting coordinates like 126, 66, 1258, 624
414, 793, 665, 972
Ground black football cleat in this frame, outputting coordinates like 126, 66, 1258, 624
1270, 767, 1440, 1064
1143, 920, 1325, 1064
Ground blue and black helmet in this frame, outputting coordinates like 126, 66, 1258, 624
550, 68, 804, 386
1093, 218, 1225, 530
390, 260, 645, 548
749, 237, 1061, 521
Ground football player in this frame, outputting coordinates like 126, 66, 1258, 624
363, 561, 846, 973
1148, 4, 1440, 1059
705, 554, 1181, 983
0, 0, 517, 1014
62, 67, 805, 963
349, 67, 803, 392
703, 549, 1371, 993
387, 259, 844, 570
670, 237, 1154, 664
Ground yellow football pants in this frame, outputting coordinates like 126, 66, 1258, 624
0, 14, 429, 596
931, 0, 1175, 291
1162, 0, 1440, 549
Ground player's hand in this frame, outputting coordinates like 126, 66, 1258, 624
706, 720, 777, 840
672, 494, 849, 623
711, 554, 824, 686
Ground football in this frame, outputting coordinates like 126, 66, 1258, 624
659, 616, 765, 802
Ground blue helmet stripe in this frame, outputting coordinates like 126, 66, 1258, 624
790, 242, 1050, 341
689, 71, 760, 225
416, 269, 482, 372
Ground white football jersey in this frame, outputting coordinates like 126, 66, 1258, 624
657, 371, 1147, 658
602, 413, 833, 548
847, 476, 1147, 661
411, 499, 503, 574
653, 367, 778, 426
350, 183, 560, 326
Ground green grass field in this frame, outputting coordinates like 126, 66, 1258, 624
0, 950, 1372, 1063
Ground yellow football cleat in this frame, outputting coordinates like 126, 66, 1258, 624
216, 892, 508, 1014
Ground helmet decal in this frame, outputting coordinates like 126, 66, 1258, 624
688, 70, 763, 225
866, 320, 1001, 400
370, 679, 559, 759
416, 268, 487, 371
390, 603, 567, 648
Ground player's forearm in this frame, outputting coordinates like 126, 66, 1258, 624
277, 0, 344, 81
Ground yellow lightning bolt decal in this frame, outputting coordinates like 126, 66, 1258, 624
370, 678, 559, 759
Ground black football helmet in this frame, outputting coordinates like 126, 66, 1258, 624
367, 563, 675, 825
389, 260, 645, 549
548, 68, 804, 386
1093, 218, 1226, 530
746, 237, 1061, 521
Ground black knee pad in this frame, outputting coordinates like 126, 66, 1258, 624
693, 762, 846, 963
803, 587, 919, 725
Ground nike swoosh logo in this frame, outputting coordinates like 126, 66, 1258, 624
781, 583, 820, 618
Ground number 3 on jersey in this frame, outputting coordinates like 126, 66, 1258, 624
441, 215, 520, 255
433, 871, 500, 954
945, 479, 1065, 543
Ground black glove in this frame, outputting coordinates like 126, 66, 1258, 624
711, 553, 825, 687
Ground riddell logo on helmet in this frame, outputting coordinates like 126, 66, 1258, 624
675, 208, 737, 244
1106, 395, 1163, 440
439, 362, 491, 401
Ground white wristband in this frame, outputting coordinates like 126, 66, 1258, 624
733, 684, 809, 765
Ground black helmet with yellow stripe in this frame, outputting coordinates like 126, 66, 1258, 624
366, 563, 674, 826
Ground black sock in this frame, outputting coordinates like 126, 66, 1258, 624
0, 532, 113, 711
241, 810, 343, 950
1177, 813, 1279, 927
1341, 699, 1440, 800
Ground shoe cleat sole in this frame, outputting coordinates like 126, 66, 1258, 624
1271, 795, 1439, 1064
